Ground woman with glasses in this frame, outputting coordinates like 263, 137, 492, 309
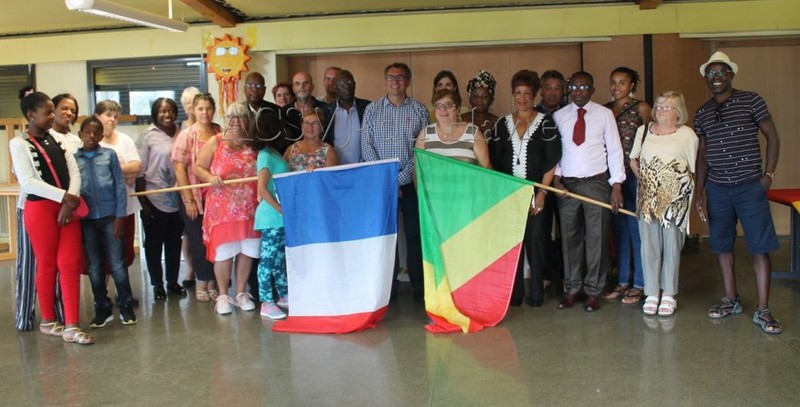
630, 91, 698, 317
193, 103, 260, 315
415, 89, 490, 168
490, 70, 562, 308
172, 93, 220, 302
601, 67, 652, 305
284, 109, 338, 171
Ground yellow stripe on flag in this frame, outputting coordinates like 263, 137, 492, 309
424, 260, 472, 331
438, 186, 531, 291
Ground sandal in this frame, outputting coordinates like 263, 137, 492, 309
643, 296, 659, 316
753, 308, 783, 334
196, 290, 211, 302
658, 296, 676, 317
707, 296, 742, 319
208, 289, 220, 301
602, 284, 627, 300
39, 321, 65, 337
62, 327, 95, 345
622, 287, 644, 304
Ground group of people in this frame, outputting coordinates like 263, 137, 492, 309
11, 51, 783, 346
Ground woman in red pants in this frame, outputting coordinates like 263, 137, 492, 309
9, 92, 94, 344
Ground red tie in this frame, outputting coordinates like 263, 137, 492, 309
573, 107, 586, 146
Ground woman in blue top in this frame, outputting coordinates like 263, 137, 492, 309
252, 108, 291, 320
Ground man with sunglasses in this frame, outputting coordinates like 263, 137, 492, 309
319, 69, 371, 165
362, 62, 429, 301
694, 51, 782, 334
552, 71, 625, 312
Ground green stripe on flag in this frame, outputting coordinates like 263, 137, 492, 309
415, 149, 532, 242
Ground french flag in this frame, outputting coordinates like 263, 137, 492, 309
272, 159, 399, 334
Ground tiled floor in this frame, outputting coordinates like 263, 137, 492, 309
1, 239, 799, 406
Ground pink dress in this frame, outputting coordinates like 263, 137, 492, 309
202, 135, 259, 261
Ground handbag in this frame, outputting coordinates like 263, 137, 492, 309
27, 134, 89, 219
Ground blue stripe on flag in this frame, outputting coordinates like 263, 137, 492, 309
274, 160, 399, 247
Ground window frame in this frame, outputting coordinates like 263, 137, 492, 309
87, 55, 207, 125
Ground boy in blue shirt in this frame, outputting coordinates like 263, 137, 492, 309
75, 116, 137, 327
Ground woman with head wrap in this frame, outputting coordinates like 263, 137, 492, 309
461, 70, 499, 141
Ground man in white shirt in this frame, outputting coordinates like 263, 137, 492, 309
552, 71, 625, 312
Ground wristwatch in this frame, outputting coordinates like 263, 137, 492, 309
764, 172, 776, 181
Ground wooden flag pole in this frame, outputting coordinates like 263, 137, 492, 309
128, 175, 635, 217
129, 176, 259, 197
533, 182, 637, 218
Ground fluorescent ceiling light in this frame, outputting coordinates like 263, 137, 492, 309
65, 0, 189, 32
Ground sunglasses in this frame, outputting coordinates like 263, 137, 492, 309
568, 84, 591, 92
704, 68, 732, 80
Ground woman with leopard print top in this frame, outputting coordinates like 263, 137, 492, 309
630, 91, 698, 317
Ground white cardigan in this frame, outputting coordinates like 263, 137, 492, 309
9, 132, 81, 209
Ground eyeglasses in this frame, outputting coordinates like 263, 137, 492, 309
704, 68, 732, 80
385, 75, 408, 83
655, 105, 675, 111
434, 102, 456, 111
568, 84, 591, 92
245, 83, 266, 89
336, 79, 355, 86
715, 106, 723, 123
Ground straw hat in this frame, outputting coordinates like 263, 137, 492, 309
699, 51, 739, 76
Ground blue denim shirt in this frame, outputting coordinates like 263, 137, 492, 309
75, 146, 127, 219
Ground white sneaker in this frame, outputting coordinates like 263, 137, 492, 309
277, 296, 289, 308
215, 295, 234, 315
236, 292, 256, 311
260, 302, 287, 320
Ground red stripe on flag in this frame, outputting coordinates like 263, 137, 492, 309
425, 313, 484, 333
450, 243, 521, 328
272, 306, 389, 334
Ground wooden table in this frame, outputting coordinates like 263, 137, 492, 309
0, 185, 19, 261
767, 188, 800, 279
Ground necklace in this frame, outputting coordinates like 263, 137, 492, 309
437, 122, 456, 140
652, 124, 678, 136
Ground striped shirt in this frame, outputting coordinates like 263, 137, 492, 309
694, 90, 771, 185
423, 123, 477, 164
361, 96, 429, 186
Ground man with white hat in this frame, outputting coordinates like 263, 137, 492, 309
694, 51, 782, 334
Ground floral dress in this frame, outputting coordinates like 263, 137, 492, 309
202, 135, 259, 261
285, 142, 331, 171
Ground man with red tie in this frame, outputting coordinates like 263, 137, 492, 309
552, 71, 625, 312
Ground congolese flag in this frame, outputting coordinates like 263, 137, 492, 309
272, 159, 398, 334
416, 149, 533, 333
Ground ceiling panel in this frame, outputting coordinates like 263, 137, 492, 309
1, 0, 633, 37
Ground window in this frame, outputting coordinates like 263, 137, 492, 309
89, 56, 206, 124
0, 65, 34, 118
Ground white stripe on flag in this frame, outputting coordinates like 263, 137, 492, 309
286, 234, 396, 317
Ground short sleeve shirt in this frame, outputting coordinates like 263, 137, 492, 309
694, 90, 771, 185
254, 148, 290, 230
100, 131, 142, 215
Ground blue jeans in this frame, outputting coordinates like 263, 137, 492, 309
613, 171, 643, 288
81, 216, 134, 308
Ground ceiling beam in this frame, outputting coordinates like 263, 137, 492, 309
634, 0, 662, 10
179, 0, 238, 27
